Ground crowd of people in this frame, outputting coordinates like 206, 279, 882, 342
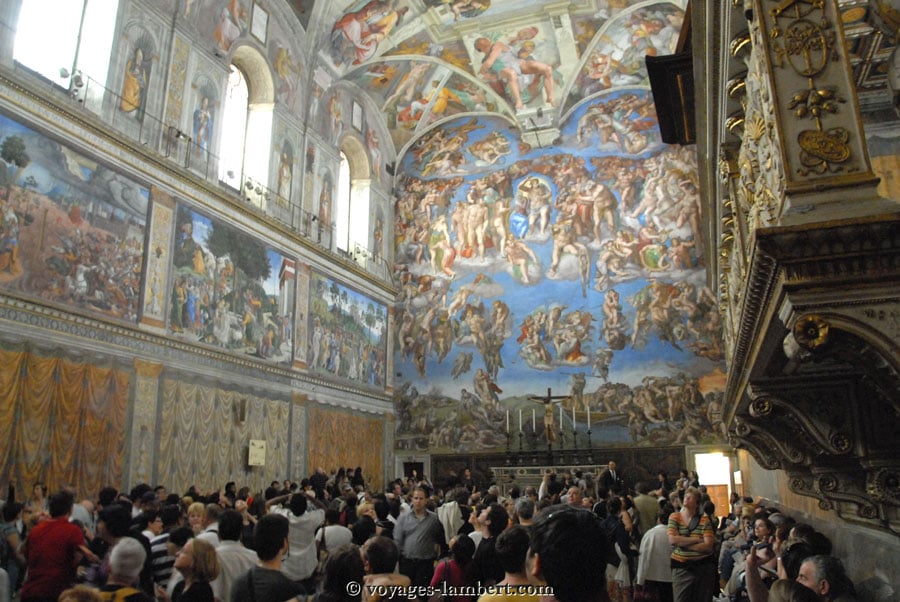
0, 463, 859, 602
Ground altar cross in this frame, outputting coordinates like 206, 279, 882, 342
528, 387, 570, 443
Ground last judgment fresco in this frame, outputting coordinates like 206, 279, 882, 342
392, 90, 727, 453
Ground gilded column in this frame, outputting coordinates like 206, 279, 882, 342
385, 306, 395, 395
718, 143, 742, 362
383, 411, 395, 487
293, 264, 311, 370
292, 393, 309, 480
131, 359, 164, 487
141, 188, 174, 332
743, 0, 881, 222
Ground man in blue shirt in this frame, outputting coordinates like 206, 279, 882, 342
394, 487, 445, 589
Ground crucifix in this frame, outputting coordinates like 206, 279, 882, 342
528, 387, 571, 446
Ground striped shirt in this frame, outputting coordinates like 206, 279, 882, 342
666, 511, 714, 564
149, 532, 174, 587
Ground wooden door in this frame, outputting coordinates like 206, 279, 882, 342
705, 484, 730, 522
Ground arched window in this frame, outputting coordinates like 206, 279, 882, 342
13, 0, 118, 99
216, 48, 274, 209
336, 151, 351, 252
334, 137, 371, 262
218, 66, 249, 190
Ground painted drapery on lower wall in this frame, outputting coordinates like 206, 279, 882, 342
0, 346, 129, 501
307, 405, 384, 491
158, 378, 291, 495
0, 342, 382, 498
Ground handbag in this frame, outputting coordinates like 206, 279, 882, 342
633, 584, 661, 602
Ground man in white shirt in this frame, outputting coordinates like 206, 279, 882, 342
316, 508, 353, 552
212, 509, 258, 602
636, 508, 675, 602
196, 503, 222, 547
268, 491, 327, 588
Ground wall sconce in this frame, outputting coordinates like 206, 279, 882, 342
60, 68, 84, 101
168, 126, 189, 140
59, 67, 84, 87
236, 398, 247, 424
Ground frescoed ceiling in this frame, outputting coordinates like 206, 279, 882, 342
314, 0, 689, 153
307, 1, 898, 154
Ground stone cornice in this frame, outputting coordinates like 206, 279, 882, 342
724, 231, 780, 422
0, 295, 393, 415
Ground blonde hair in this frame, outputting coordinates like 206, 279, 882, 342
683, 486, 702, 501
185, 538, 220, 582
357, 502, 375, 518
187, 501, 205, 517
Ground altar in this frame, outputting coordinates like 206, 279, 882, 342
433, 445, 684, 500
490, 464, 607, 498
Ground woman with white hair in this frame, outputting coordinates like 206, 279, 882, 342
98, 537, 154, 601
